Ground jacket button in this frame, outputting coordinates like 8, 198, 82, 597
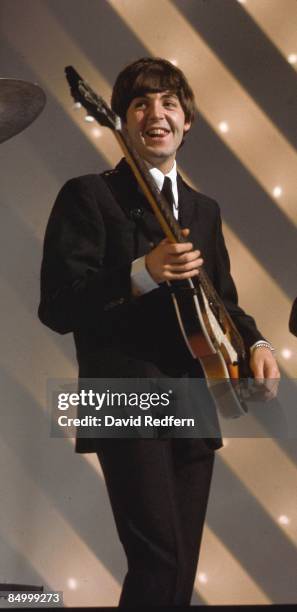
130, 208, 144, 220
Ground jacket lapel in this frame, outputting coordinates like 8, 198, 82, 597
105, 159, 165, 256
110, 160, 198, 254
177, 174, 197, 230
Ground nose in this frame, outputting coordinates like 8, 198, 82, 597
147, 99, 164, 121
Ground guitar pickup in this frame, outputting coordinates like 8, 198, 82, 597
168, 283, 200, 296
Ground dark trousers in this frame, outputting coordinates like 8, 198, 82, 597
97, 438, 215, 607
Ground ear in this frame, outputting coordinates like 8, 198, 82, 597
184, 121, 191, 134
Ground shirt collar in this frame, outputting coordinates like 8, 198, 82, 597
148, 161, 176, 189
148, 161, 178, 206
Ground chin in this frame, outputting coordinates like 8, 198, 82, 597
146, 147, 173, 160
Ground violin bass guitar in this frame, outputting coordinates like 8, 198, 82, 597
65, 65, 250, 417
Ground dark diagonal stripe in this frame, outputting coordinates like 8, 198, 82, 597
45, 0, 147, 84
179, 118, 297, 299
208, 456, 297, 603
173, 0, 297, 150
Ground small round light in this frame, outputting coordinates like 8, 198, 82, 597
92, 127, 102, 138
198, 572, 208, 584
67, 578, 78, 590
85, 115, 95, 123
218, 121, 229, 134
278, 515, 290, 525
288, 53, 297, 65
272, 186, 283, 198
73, 102, 82, 110
281, 348, 292, 360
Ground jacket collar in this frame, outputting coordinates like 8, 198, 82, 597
115, 158, 196, 224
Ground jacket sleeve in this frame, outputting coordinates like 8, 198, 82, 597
213, 203, 265, 350
38, 176, 133, 334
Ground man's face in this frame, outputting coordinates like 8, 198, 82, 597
124, 91, 191, 173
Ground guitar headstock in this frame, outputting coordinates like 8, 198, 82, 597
65, 65, 121, 131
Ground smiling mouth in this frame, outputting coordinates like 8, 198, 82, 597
144, 127, 170, 139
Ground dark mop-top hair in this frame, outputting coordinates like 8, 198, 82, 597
111, 57, 196, 124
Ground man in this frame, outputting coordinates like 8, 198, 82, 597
39, 58, 280, 607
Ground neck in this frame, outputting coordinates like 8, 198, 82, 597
143, 156, 176, 175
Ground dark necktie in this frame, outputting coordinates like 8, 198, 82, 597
161, 176, 177, 216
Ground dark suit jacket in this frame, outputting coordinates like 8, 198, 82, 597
289, 298, 297, 336
38, 159, 265, 452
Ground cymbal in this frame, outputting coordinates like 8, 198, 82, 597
0, 78, 46, 144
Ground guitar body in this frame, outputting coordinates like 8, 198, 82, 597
169, 278, 248, 416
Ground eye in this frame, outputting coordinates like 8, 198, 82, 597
163, 98, 178, 108
134, 99, 147, 109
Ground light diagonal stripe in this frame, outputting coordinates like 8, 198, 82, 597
221, 438, 297, 546
196, 525, 270, 604
108, 0, 297, 227
0, 437, 121, 607
242, 0, 297, 69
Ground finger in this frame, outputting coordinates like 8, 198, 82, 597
263, 390, 277, 401
250, 385, 277, 402
253, 366, 265, 383
167, 247, 202, 260
264, 366, 281, 380
169, 250, 202, 264
165, 242, 194, 255
250, 357, 264, 381
166, 258, 204, 273
263, 379, 279, 400
163, 269, 200, 280
263, 377, 280, 395
181, 228, 190, 237
254, 377, 264, 387
159, 237, 172, 246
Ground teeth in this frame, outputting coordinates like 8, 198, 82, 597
146, 128, 169, 136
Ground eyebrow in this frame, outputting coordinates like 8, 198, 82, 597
133, 92, 178, 100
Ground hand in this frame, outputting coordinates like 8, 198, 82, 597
249, 348, 280, 400
145, 229, 203, 283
